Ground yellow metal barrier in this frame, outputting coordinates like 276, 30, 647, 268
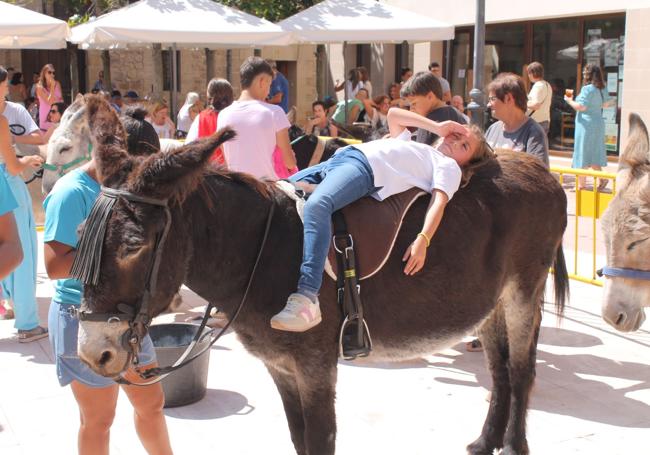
318, 136, 362, 145
550, 166, 617, 287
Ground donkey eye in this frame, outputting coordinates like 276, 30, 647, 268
627, 238, 649, 251
59, 146, 71, 154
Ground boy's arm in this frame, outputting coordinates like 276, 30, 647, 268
0, 212, 22, 280
402, 189, 449, 275
387, 107, 468, 139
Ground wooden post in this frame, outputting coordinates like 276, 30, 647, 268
151, 43, 164, 100
68, 43, 79, 100
101, 50, 111, 93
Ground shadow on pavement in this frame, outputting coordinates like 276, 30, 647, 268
164, 388, 254, 420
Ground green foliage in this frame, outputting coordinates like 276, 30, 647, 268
220, 0, 321, 22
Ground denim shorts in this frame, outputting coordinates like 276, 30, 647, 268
48, 301, 156, 388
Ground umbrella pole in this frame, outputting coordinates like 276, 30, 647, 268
344, 41, 348, 126
171, 43, 178, 124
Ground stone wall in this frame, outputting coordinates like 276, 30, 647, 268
81, 45, 316, 124
0, 50, 23, 74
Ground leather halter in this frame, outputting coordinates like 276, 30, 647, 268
43, 143, 93, 177
75, 185, 277, 386
76, 186, 172, 367
597, 266, 650, 281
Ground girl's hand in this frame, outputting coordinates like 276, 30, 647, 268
402, 235, 428, 275
435, 120, 469, 139
20, 155, 44, 170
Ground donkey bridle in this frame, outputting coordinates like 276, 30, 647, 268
597, 266, 650, 281
76, 186, 173, 368
75, 185, 276, 386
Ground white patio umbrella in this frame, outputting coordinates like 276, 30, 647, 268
0, 1, 70, 49
70, 0, 293, 114
278, 0, 454, 123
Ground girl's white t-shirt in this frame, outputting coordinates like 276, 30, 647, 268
217, 100, 290, 179
354, 129, 462, 202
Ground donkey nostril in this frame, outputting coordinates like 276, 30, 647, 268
615, 313, 626, 326
98, 350, 113, 366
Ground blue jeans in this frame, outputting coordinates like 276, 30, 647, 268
289, 147, 376, 296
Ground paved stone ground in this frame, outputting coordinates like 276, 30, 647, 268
0, 233, 649, 454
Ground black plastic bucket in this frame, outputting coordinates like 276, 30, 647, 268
149, 323, 213, 408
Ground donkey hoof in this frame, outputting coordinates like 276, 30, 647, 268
467, 438, 495, 455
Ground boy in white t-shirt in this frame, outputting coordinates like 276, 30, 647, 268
217, 57, 296, 179
271, 108, 493, 332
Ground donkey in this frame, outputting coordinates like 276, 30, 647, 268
74, 97, 568, 455
44, 98, 182, 194
601, 113, 650, 331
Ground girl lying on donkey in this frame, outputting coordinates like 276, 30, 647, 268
271, 107, 493, 332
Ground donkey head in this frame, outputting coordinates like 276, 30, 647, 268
601, 113, 650, 331
75, 96, 235, 377
43, 96, 92, 194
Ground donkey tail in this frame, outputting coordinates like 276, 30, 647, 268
553, 244, 569, 318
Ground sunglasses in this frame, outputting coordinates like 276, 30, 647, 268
49, 109, 59, 114
47, 71, 55, 75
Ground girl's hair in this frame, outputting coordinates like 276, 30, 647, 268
433, 124, 495, 187
0, 66, 7, 83
38, 63, 56, 87
10, 72, 22, 85
121, 105, 160, 156
460, 124, 495, 187
357, 66, 369, 81
583, 63, 605, 90
206, 78, 233, 111
149, 100, 168, 117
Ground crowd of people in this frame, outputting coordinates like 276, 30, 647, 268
0, 53, 614, 452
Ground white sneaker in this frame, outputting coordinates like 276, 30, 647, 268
270, 293, 322, 332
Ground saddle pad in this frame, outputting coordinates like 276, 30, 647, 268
326, 187, 426, 281
275, 182, 426, 282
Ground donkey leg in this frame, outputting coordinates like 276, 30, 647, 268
295, 364, 338, 455
266, 365, 308, 455
501, 289, 544, 455
467, 310, 511, 455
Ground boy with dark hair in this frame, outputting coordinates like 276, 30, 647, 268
400, 71, 467, 145
218, 56, 296, 178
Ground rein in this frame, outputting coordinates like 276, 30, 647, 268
43, 143, 93, 177
72, 185, 276, 386
597, 266, 650, 281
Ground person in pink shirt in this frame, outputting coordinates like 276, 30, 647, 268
217, 57, 296, 179
35, 64, 62, 130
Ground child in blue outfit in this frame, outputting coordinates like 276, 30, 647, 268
271, 107, 492, 332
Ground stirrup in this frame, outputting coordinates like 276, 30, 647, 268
338, 315, 372, 360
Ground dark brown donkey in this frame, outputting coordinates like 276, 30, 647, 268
75, 97, 568, 455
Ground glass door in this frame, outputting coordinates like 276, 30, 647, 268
582, 16, 626, 155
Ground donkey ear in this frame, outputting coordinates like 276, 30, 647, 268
85, 94, 134, 187
128, 128, 237, 200
620, 113, 650, 169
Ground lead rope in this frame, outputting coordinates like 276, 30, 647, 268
118, 200, 276, 386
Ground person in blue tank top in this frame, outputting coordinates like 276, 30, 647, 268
43, 103, 173, 454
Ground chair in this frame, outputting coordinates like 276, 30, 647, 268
560, 112, 575, 148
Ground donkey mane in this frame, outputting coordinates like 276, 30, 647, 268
203, 166, 274, 201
